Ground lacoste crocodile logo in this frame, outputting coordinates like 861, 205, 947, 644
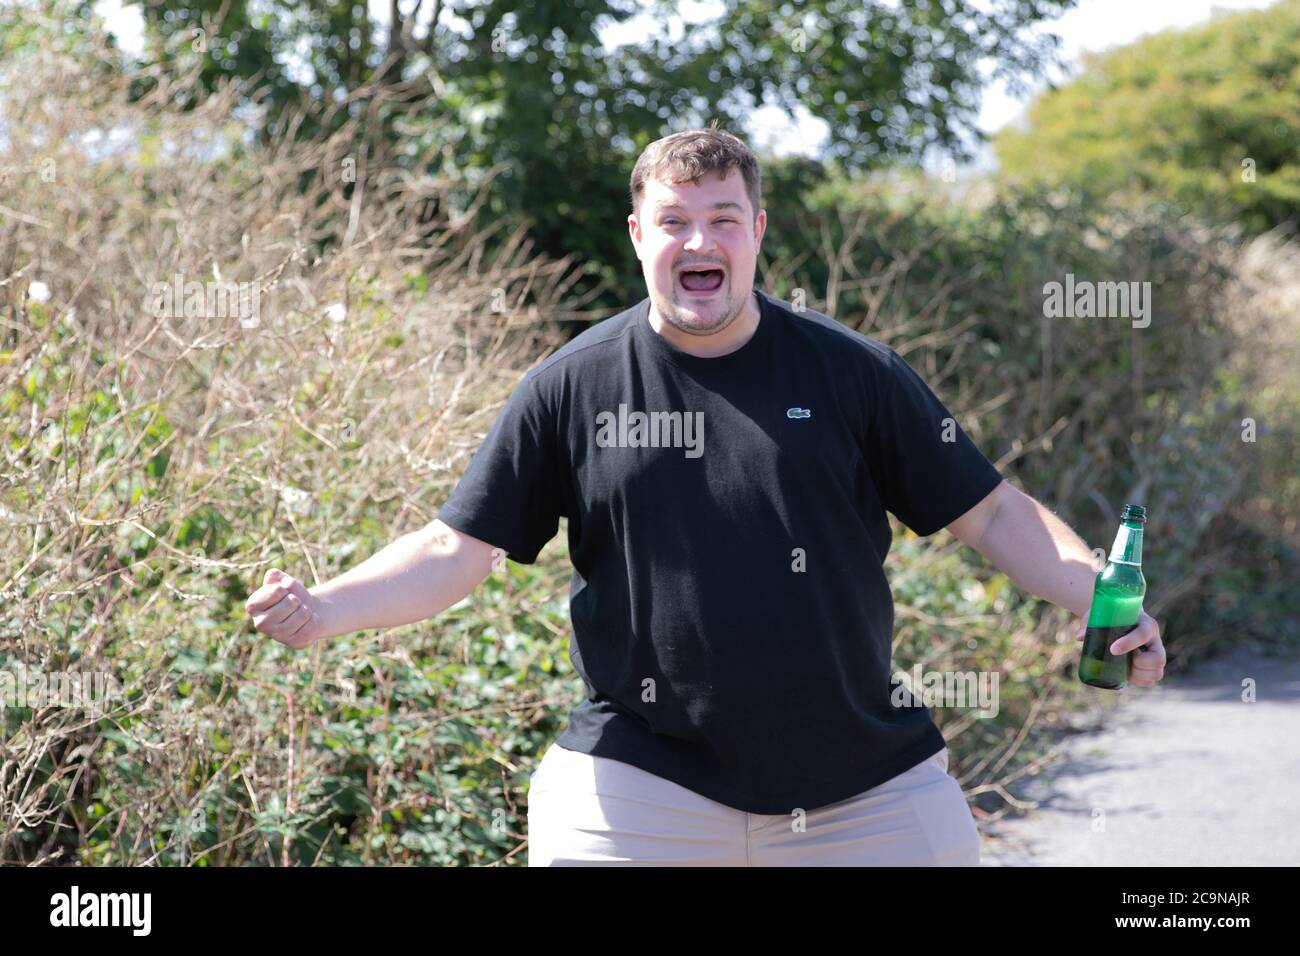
786, 407, 812, 419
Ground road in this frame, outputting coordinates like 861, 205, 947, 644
978, 644, 1300, 866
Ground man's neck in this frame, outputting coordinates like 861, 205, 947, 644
649, 289, 761, 359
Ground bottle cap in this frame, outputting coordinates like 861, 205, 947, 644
1121, 503, 1147, 523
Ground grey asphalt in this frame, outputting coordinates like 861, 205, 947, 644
977, 644, 1300, 866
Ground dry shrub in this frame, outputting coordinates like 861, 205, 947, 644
1, 9, 591, 864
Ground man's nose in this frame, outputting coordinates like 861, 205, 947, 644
682, 224, 717, 254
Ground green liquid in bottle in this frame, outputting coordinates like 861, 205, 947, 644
1078, 505, 1147, 690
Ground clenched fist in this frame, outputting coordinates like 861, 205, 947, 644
245, 568, 326, 649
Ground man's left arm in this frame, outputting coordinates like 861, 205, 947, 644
945, 480, 1167, 687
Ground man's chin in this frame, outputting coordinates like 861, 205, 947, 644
669, 291, 732, 329
670, 311, 729, 335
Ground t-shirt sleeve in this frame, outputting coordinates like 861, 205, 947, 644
867, 348, 1004, 537
435, 371, 564, 564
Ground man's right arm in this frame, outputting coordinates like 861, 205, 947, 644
245, 519, 500, 648
313, 518, 499, 640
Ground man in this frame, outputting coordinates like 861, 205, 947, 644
246, 127, 1166, 866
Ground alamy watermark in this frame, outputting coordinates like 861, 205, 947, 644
1042, 273, 1151, 329
594, 403, 704, 459
891, 665, 1000, 718
1, 665, 122, 715
49, 886, 151, 936
142, 273, 263, 327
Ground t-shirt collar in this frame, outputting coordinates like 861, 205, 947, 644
633, 286, 776, 372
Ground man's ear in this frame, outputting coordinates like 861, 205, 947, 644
628, 214, 642, 257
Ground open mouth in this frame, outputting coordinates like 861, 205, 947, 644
677, 267, 726, 295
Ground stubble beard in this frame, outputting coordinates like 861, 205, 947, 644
656, 277, 751, 337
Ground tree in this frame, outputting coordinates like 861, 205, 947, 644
116, 0, 1079, 311
995, 0, 1300, 237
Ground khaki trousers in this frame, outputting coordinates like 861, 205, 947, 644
526, 743, 981, 866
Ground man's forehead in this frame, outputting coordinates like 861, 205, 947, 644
644, 171, 747, 210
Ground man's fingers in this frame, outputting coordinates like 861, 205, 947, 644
1121, 614, 1166, 688
245, 584, 286, 614
1132, 639, 1166, 661
282, 612, 321, 649
1132, 675, 1164, 686
275, 602, 313, 639
257, 601, 309, 642
1114, 633, 1163, 657
276, 606, 320, 648
1130, 648, 1167, 684
244, 566, 320, 649
253, 593, 303, 629
266, 594, 300, 626
245, 576, 298, 613
1109, 620, 1158, 656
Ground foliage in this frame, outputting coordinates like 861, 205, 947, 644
995, 0, 1300, 236
98, 0, 1080, 313
1, 3, 1296, 867
0, 18, 584, 865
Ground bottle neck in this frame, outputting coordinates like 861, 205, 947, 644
1108, 521, 1144, 566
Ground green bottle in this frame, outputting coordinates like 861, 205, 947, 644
1078, 504, 1147, 689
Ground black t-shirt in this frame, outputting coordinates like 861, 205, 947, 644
436, 287, 1003, 814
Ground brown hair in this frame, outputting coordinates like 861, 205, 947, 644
629, 121, 762, 225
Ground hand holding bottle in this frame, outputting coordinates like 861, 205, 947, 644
1075, 608, 1165, 687
1077, 504, 1167, 689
